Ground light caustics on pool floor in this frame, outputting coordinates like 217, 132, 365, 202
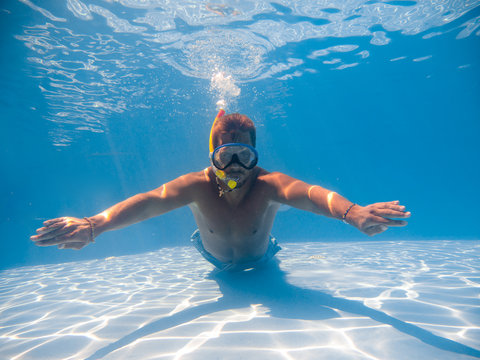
0, 240, 479, 359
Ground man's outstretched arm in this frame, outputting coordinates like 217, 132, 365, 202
267, 172, 410, 236
30, 173, 199, 250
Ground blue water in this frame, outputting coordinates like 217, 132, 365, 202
2, 0, 479, 269
1, 1, 480, 358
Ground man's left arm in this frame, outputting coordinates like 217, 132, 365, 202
267, 172, 410, 236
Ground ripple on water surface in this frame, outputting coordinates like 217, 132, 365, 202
10, 0, 480, 145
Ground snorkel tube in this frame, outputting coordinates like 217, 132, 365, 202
209, 109, 238, 190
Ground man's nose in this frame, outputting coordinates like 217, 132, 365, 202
228, 163, 242, 170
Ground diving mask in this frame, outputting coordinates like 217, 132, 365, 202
211, 143, 258, 170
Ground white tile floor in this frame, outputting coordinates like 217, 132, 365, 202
0, 240, 479, 359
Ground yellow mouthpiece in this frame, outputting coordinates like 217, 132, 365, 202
215, 170, 226, 179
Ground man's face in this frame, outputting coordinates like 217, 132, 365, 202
216, 131, 255, 188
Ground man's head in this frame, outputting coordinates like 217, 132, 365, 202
210, 113, 256, 150
209, 112, 258, 190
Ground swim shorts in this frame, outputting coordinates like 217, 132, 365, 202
190, 229, 281, 272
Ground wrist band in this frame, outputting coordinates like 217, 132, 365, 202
342, 204, 356, 224
83, 217, 95, 243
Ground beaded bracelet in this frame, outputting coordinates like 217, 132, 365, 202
342, 204, 356, 224
83, 217, 95, 243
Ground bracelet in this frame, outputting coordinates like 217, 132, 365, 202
342, 204, 356, 224
83, 217, 95, 243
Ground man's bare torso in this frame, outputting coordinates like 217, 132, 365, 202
188, 167, 280, 264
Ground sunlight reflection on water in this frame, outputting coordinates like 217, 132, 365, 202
11, 0, 480, 145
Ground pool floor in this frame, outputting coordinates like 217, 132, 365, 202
1, 240, 479, 359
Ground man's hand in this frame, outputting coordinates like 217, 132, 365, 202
30, 217, 93, 250
345, 201, 410, 236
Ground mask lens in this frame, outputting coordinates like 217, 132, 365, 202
237, 148, 252, 164
212, 144, 258, 170
221, 149, 233, 163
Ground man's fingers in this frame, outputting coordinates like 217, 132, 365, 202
43, 217, 66, 226
376, 201, 408, 210
31, 226, 71, 242
373, 209, 411, 218
378, 200, 400, 206
360, 201, 410, 235
33, 231, 78, 246
370, 215, 408, 227
384, 203, 408, 211
32, 221, 68, 239
36, 222, 65, 235
377, 201, 410, 210
32, 217, 87, 249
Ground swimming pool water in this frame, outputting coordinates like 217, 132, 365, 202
1, 1, 480, 358
2, 0, 479, 268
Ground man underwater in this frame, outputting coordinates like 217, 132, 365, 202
31, 110, 410, 271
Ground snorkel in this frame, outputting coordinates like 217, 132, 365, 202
209, 109, 238, 190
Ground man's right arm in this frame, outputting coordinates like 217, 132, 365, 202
92, 174, 197, 236
30, 173, 199, 250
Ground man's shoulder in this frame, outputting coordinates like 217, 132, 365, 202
256, 168, 292, 183
255, 169, 299, 192
176, 168, 212, 186
157, 169, 211, 198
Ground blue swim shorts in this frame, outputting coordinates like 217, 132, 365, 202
190, 229, 281, 272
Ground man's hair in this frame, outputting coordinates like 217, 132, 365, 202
211, 113, 256, 149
